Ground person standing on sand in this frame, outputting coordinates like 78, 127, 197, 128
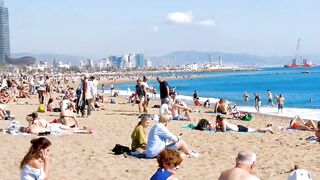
157, 76, 170, 105
277, 94, 285, 114
254, 93, 261, 113
267, 90, 274, 107
218, 150, 260, 180
135, 78, 148, 114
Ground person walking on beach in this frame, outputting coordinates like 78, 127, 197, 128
254, 93, 261, 113
135, 78, 148, 114
218, 150, 260, 180
276, 94, 285, 114
157, 76, 170, 105
267, 90, 274, 107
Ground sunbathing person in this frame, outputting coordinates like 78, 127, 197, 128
20, 137, 51, 180
151, 149, 182, 180
290, 116, 318, 131
23, 112, 91, 135
214, 99, 229, 114
131, 117, 150, 154
218, 150, 260, 180
58, 108, 79, 128
145, 116, 198, 158
171, 99, 192, 121
215, 115, 273, 133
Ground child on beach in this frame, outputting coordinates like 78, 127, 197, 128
151, 149, 182, 180
20, 137, 51, 180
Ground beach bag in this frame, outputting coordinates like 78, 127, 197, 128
37, 104, 46, 113
194, 119, 210, 131
241, 113, 252, 121
112, 144, 131, 155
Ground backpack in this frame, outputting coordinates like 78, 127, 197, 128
194, 119, 210, 131
241, 113, 253, 121
111, 144, 131, 155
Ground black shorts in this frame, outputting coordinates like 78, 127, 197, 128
237, 125, 248, 132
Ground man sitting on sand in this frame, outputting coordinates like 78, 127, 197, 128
171, 99, 192, 121
218, 150, 260, 180
290, 116, 318, 131
214, 99, 229, 114
145, 116, 198, 158
215, 115, 273, 133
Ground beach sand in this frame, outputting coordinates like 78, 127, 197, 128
0, 95, 319, 180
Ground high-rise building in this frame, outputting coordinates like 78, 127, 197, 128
0, 0, 10, 64
135, 54, 145, 68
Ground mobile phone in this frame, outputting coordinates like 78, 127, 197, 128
178, 133, 183, 137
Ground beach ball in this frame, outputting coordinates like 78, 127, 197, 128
288, 169, 312, 180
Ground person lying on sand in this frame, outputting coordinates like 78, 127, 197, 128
151, 149, 182, 180
22, 112, 92, 135
290, 116, 318, 131
218, 150, 260, 180
215, 115, 273, 133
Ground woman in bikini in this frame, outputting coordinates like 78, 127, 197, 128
290, 116, 318, 131
23, 112, 91, 135
215, 115, 273, 133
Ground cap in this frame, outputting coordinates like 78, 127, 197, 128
288, 169, 312, 180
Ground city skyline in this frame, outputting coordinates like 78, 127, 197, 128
6, 0, 320, 58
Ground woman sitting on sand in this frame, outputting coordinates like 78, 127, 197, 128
215, 115, 273, 133
290, 116, 318, 131
151, 149, 182, 180
22, 112, 91, 135
58, 107, 79, 128
20, 137, 51, 180
131, 117, 150, 154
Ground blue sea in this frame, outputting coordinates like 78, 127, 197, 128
114, 67, 320, 109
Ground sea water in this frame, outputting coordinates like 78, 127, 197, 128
114, 67, 320, 109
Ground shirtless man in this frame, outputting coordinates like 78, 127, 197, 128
214, 99, 229, 114
172, 99, 192, 121
219, 150, 260, 180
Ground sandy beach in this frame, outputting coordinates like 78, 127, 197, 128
0, 92, 319, 180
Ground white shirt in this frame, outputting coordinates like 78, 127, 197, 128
160, 104, 172, 119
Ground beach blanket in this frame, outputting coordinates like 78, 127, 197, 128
305, 136, 320, 143
181, 125, 263, 134
204, 111, 219, 114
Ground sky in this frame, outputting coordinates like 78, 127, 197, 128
5, 0, 320, 58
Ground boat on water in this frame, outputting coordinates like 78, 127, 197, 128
284, 39, 317, 68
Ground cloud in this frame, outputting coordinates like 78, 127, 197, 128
197, 19, 216, 27
167, 11, 193, 24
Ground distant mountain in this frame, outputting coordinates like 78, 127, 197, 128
11, 53, 88, 66
152, 51, 320, 67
